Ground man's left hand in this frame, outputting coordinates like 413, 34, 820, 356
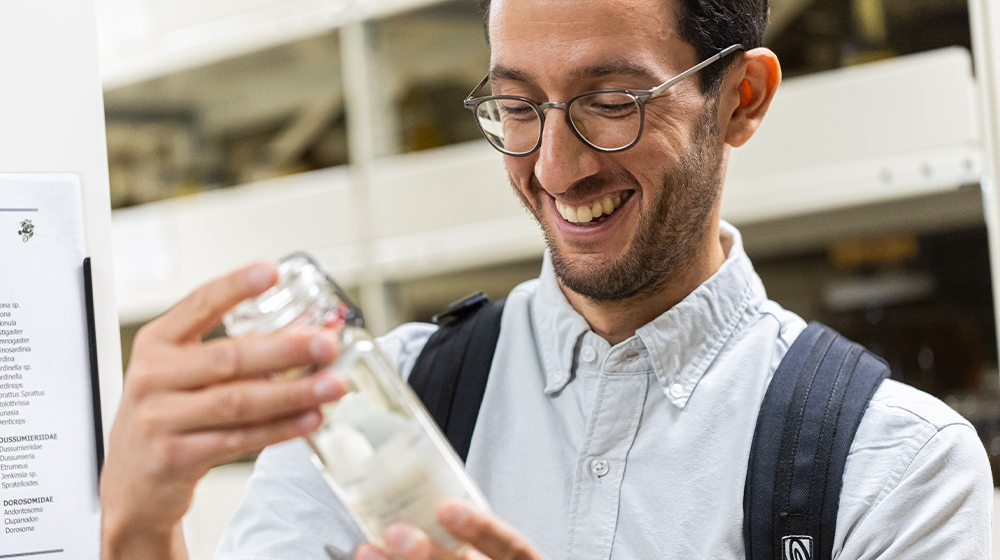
355, 500, 548, 560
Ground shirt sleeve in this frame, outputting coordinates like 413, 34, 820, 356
213, 322, 438, 560
834, 382, 994, 559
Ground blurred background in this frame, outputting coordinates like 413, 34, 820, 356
94, 0, 1000, 557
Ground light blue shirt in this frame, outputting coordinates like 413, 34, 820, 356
215, 221, 993, 559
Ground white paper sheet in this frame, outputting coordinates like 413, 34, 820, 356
0, 173, 100, 558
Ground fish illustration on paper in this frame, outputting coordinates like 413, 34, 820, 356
17, 219, 33, 242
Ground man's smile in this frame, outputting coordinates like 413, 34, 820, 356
543, 189, 639, 244
553, 190, 634, 224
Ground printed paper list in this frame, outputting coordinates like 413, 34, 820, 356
0, 174, 100, 558
1, 301, 47, 430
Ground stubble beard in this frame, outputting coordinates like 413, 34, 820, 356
517, 102, 725, 303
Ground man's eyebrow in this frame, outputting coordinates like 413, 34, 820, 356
490, 65, 533, 84
570, 60, 658, 82
489, 61, 659, 86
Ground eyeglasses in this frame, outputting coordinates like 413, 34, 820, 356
463, 44, 744, 157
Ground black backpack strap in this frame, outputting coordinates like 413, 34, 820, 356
744, 322, 890, 560
408, 293, 505, 462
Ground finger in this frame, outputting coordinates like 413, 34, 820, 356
157, 371, 345, 432
383, 523, 460, 560
355, 545, 390, 560
181, 409, 323, 468
147, 262, 278, 344
156, 329, 339, 390
438, 501, 539, 560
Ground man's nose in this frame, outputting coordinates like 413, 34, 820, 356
533, 109, 601, 195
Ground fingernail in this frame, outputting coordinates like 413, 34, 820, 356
247, 263, 275, 291
384, 524, 419, 553
439, 501, 471, 528
314, 374, 342, 400
298, 411, 320, 429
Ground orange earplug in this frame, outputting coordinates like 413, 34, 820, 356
739, 79, 753, 108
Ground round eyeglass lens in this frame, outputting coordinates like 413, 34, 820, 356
568, 92, 642, 151
475, 98, 541, 155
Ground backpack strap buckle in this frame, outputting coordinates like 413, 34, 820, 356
432, 292, 489, 325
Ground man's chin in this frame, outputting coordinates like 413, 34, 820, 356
550, 250, 650, 303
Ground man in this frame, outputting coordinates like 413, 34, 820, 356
99, 0, 994, 558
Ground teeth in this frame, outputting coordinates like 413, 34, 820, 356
557, 192, 631, 224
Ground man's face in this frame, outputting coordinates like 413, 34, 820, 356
489, 0, 728, 301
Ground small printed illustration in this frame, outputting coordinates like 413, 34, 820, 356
17, 219, 34, 243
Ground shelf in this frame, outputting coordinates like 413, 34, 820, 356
112, 141, 543, 324
113, 48, 982, 324
723, 47, 981, 223
97, 0, 444, 88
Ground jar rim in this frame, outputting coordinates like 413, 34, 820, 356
223, 252, 363, 336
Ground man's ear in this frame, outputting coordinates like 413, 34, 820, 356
722, 48, 781, 148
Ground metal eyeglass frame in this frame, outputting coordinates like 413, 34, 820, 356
463, 43, 744, 156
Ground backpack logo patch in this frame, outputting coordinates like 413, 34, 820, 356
782, 535, 813, 560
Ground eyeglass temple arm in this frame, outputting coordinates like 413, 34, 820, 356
464, 75, 492, 108
463, 43, 744, 106
648, 43, 744, 99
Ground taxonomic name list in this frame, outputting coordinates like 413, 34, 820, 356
0, 301, 55, 535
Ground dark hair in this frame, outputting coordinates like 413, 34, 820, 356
475, 0, 769, 93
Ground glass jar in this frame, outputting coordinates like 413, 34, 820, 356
223, 253, 489, 551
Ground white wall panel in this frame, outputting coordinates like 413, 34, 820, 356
0, 0, 121, 454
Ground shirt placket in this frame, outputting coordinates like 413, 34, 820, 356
564, 352, 649, 560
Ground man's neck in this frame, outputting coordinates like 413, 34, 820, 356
560, 225, 728, 346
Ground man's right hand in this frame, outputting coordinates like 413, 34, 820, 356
99, 262, 346, 560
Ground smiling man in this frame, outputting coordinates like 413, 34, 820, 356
474, 0, 750, 346
99, 0, 993, 559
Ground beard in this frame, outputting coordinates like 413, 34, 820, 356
518, 102, 725, 302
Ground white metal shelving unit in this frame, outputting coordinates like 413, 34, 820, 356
724, 47, 981, 223
110, 45, 984, 330
972, 0, 1000, 378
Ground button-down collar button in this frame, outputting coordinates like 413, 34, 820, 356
590, 458, 609, 477
580, 345, 597, 363
668, 383, 684, 399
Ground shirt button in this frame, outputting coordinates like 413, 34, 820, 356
580, 345, 597, 363
669, 383, 684, 399
591, 458, 609, 477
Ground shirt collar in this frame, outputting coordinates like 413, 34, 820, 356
532, 256, 592, 394
529, 220, 767, 408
